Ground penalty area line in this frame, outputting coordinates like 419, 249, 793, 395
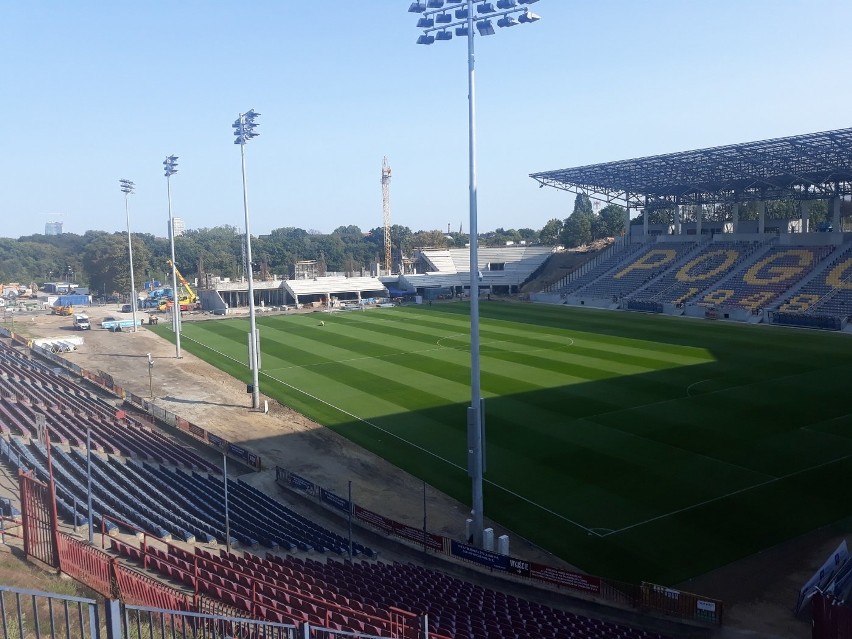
599, 452, 852, 538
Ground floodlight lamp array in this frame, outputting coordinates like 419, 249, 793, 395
119, 178, 135, 195
163, 155, 179, 178
413, 0, 541, 44
233, 109, 261, 145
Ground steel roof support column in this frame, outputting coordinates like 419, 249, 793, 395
643, 199, 649, 237
800, 201, 809, 233
674, 204, 682, 235
624, 193, 631, 242
732, 202, 739, 234
757, 200, 766, 234
695, 204, 703, 237
832, 195, 842, 233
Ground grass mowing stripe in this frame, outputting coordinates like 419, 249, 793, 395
150, 304, 852, 584
483, 411, 766, 531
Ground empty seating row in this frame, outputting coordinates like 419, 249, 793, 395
132, 543, 672, 639
0, 437, 374, 558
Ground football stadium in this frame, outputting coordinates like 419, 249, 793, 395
2, 123, 852, 639
3, 3, 852, 639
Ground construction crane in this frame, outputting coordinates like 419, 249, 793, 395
161, 259, 199, 311
382, 157, 392, 274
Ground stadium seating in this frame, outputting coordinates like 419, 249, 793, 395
573, 242, 699, 300
630, 241, 762, 305
109, 538, 674, 639
0, 433, 373, 556
0, 342, 218, 472
774, 242, 852, 319
549, 243, 647, 296
698, 245, 835, 312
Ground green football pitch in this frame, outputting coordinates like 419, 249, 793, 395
152, 303, 852, 584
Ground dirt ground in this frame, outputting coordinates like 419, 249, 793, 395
4, 307, 846, 639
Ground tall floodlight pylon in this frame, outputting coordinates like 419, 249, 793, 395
382, 157, 392, 274
164, 155, 182, 359
119, 179, 139, 333
411, 0, 542, 548
233, 109, 262, 410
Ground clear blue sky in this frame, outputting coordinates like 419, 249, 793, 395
2, 1, 851, 240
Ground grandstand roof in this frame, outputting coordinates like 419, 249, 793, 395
284, 276, 386, 299
530, 127, 852, 209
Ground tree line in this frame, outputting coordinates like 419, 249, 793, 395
0, 194, 834, 297
0, 223, 545, 298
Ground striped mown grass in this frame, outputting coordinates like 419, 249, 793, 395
152, 303, 852, 584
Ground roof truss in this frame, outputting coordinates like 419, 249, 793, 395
530, 128, 852, 209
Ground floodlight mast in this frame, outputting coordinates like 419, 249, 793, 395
412, 0, 541, 548
233, 110, 261, 410
164, 155, 182, 359
119, 179, 139, 334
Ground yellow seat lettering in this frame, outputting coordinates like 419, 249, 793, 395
739, 292, 774, 311
702, 289, 734, 306
743, 250, 813, 286
675, 250, 740, 282
825, 258, 852, 290
779, 294, 821, 313
614, 249, 677, 280
673, 288, 700, 304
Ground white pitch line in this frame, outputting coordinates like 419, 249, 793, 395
178, 331, 599, 536
599, 452, 852, 538
480, 477, 600, 536
178, 334, 466, 469
686, 378, 712, 397
171, 328, 852, 540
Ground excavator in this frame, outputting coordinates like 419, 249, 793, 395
159, 260, 200, 311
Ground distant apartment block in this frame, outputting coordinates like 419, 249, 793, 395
45, 221, 63, 235
169, 217, 186, 237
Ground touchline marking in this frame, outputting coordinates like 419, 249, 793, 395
480, 477, 599, 536
179, 335, 464, 469
568, 412, 777, 482
600, 452, 852, 538
179, 332, 600, 536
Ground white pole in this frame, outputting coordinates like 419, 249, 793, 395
86, 427, 93, 544
223, 453, 230, 552
167, 175, 182, 358
240, 130, 261, 410
124, 192, 138, 333
466, 0, 484, 548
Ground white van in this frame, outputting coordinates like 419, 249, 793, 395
73, 314, 91, 330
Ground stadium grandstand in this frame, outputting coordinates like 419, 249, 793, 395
203, 274, 389, 312
383, 246, 555, 299
0, 333, 710, 638
530, 127, 852, 330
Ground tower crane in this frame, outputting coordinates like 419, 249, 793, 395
382, 157, 392, 274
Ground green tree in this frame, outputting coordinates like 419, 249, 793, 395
598, 204, 626, 237
631, 209, 673, 226
83, 233, 150, 298
573, 193, 594, 216
561, 212, 592, 248
539, 218, 563, 245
